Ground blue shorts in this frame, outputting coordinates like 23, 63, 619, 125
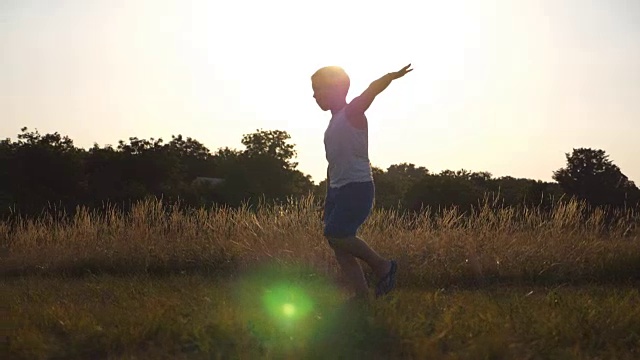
323, 181, 374, 238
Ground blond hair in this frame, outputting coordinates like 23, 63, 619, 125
311, 66, 350, 95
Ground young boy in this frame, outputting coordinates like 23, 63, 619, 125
311, 63, 413, 300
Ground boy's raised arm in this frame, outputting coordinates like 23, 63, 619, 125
347, 64, 413, 117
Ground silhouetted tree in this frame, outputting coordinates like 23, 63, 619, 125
7, 128, 87, 215
116, 136, 183, 200
241, 129, 298, 170
404, 174, 483, 213
211, 130, 313, 206
0, 138, 16, 211
85, 144, 129, 206
166, 135, 216, 180
553, 148, 637, 207
487, 176, 535, 207
371, 164, 429, 209
13, 126, 630, 220
0, 127, 317, 216
523, 180, 564, 210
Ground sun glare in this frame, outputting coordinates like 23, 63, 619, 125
282, 303, 296, 317
139, 0, 496, 182
185, 0, 486, 101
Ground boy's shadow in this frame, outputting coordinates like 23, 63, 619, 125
304, 298, 397, 359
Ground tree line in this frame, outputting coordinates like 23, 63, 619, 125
1, 127, 638, 219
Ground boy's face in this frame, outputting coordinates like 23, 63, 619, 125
312, 81, 344, 111
312, 82, 330, 111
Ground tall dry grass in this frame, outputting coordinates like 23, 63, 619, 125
1, 196, 639, 286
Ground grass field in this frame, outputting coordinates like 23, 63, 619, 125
2, 197, 640, 359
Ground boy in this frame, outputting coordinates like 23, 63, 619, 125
311, 63, 413, 300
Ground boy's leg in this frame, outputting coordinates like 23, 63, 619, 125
331, 245, 369, 298
328, 236, 392, 280
324, 181, 396, 296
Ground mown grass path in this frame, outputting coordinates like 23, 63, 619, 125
4, 273, 640, 359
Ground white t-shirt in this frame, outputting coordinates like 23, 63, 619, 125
324, 107, 374, 188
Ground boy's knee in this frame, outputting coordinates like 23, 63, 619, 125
323, 228, 341, 245
325, 235, 339, 248
325, 235, 352, 249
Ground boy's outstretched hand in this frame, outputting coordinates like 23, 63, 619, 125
390, 64, 413, 80
346, 63, 414, 119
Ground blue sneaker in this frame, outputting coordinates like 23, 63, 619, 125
375, 260, 397, 298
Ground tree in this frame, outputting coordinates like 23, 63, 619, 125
166, 135, 216, 180
553, 148, 637, 207
524, 180, 564, 210
0, 138, 16, 212
387, 163, 429, 180
403, 174, 483, 213
241, 129, 297, 169
6, 128, 87, 216
211, 133, 313, 206
371, 164, 429, 209
212, 153, 313, 207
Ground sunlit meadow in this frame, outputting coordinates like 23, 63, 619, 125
2, 197, 640, 359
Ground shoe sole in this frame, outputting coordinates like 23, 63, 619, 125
375, 260, 397, 298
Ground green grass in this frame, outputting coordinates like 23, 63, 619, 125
4, 271, 640, 359
2, 197, 640, 359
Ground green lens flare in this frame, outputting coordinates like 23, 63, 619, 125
263, 284, 313, 323
282, 303, 296, 317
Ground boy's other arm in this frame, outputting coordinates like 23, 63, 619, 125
326, 167, 330, 193
346, 64, 413, 120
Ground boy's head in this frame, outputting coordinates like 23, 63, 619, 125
311, 66, 350, 111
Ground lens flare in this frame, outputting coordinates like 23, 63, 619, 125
282, 303, 296, 317
263, 284, 313, 323
232, 262, 348, 353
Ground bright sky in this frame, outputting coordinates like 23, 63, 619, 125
1, 0, 639, 184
